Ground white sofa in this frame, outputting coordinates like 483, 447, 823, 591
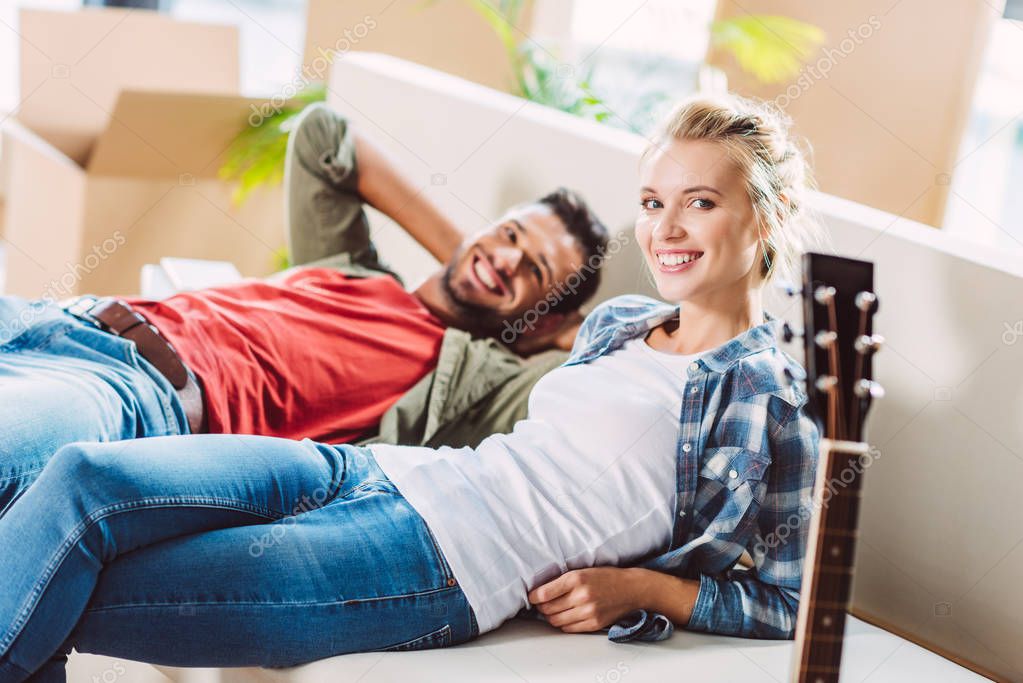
76, 53, 1020, 682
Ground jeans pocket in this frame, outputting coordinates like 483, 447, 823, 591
381, 623, 452, 652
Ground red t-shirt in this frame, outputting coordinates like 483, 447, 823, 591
127, 268, 447, 443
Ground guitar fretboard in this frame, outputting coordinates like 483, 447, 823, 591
792, 439, 871, 683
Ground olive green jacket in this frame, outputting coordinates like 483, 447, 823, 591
276, 103, 564, 448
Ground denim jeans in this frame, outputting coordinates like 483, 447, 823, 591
0, 296, 188, 516
0, 435, 477, 682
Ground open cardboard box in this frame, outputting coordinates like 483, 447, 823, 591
1, 8, 286, 297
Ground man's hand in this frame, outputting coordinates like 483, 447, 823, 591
527, 567, 646, 633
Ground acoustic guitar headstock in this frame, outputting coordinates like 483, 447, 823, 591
793, 253, 884, 442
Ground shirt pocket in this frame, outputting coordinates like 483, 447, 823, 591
699, 446, 771, 497
693, 447, 772, 560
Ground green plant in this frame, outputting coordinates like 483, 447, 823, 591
218, 82, 326, 206
710, 15, 826, 84
455, 0, 613, 121
457, 2, 823, 125
515, 44, 612, 122
219, 2, 823, 213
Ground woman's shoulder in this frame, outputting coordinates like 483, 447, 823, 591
729, 344, 808, 411
569, 295, 674, 358
583, 294, 673, 324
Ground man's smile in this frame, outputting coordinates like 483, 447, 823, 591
469, 250, 508, 299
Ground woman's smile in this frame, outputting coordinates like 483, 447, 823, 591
654, 249, 704, 273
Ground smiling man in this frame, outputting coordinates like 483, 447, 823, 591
0, 103, 609, 516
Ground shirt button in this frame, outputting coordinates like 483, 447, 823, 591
678, 509, 686, 518
681, 443, 692, 453
688, 362, 699, 372
690, 386, 698, 394
728, 469, 738, 479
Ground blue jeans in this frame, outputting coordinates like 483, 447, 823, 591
0, 296, 188, 516
0, 435, 477, 682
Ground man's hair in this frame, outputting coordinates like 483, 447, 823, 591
535, 187, 610, 312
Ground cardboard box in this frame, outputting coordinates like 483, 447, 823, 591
2, 8, 286, 297
302, 0, 534, 94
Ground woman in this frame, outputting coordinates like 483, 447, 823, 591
0, 94, 821, 681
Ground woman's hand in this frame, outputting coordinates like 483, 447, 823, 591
527, 567, 647, 633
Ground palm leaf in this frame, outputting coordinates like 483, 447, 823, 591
219, 82, 326, 206
710, 15, 825, 84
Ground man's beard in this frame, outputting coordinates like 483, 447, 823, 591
441, 260, 510, 338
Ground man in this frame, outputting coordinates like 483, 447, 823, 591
0, 103, 609, 514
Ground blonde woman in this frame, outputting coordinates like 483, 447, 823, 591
0, 94, 822, 680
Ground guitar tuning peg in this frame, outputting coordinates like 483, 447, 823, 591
815, 375, 838, 392
813, 285, 836, 305
854, 379, 885, 399
814, 330, 837, 349
855, 291, 878, 313
854, 333, 885, 354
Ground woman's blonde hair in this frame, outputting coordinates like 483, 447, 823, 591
643, 93, 823, 284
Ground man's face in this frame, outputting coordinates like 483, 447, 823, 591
441, 204, 585, 334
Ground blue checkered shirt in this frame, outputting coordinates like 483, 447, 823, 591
565, 295, 821, 642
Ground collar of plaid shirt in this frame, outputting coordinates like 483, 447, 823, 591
562, 295, 821, 643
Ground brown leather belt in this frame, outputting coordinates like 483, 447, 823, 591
61, 296, 206, 434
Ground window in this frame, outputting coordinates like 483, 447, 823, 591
943, 8, 1023, 249
167, 0, 306, 97
0, 0, 79, 116
557, 0, 716, 134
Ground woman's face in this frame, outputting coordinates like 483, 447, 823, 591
636, 138, 762, 305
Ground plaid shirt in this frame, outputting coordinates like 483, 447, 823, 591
565, 295, 820, 641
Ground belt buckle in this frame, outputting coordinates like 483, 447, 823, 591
60, 295, 105, 330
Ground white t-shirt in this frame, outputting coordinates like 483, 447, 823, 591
371, 336, 702, 633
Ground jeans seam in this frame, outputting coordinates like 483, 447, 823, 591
343, 479, 396, 498
339, 584, 462, 605
83, 585, 463, 613
0, 465, 46, 486
469, 602, 479, 638
422, 521, 455, 583
0, 496, 285, 653
380, 623, 451, 652
20, 321, 74, 353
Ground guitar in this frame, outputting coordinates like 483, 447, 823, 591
785, 252, 884, 683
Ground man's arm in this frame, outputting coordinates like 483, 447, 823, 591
352, 131, 463, 264
285, 103, 463, 268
